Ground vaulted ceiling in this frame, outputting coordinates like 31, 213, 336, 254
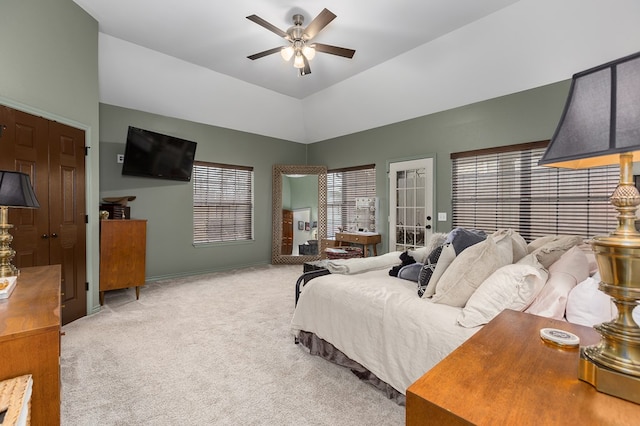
73, 0, 640, 143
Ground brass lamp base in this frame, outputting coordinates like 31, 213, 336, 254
581, 153, 640, 404
0, 206, 18, 278
580, 349, 640, 404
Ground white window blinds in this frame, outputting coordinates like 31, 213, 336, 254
327, 165, 376, 237
451, 141, 620, 241
193, 161, 254, 244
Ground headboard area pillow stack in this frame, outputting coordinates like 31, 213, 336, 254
397, 228, 612, 328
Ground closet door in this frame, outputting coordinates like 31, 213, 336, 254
0, 105, 87, 325
49, 121, 86, 324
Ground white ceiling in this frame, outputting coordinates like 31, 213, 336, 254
72, 0, 640, 143
72, 0, 519, 99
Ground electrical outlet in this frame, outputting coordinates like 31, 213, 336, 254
438, 212, 447, 221
117, 154, 124, 164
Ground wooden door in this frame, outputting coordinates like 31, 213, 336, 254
0, 105, 87, 325
282, 209, 293, 255
49, 121, 86, 324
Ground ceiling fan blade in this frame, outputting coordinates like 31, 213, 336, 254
303, 8, 336, 40
246, 14, 289, 39
313, 43, 356, 59
247, 47, 283, 60
300, 56, 311, 76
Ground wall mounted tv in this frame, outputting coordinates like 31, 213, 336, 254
122, 126, 197, 182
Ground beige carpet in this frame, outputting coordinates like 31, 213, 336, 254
60, 264, 405, 425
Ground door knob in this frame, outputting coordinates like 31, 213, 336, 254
51, 233, 58, 238
41, 234, 49, 239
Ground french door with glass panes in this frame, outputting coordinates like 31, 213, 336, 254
389, 158, 434, 252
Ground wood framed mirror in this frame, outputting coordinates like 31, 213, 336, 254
272, 164, 327, 264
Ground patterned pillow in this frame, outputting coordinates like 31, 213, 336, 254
417, 245, 444, 297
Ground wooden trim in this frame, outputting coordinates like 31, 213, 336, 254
194, 160, 253, 171
450, 140, 549, 159
328, 163, 376, 173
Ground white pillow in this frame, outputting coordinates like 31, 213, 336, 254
457, 262, 548, 328
565, 273, 617, 327
525, 245, 590, 319
432, 233, 513, 307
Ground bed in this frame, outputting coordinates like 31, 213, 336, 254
291, 229, 604, 404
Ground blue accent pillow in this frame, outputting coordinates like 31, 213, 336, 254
397, 262, 423, 282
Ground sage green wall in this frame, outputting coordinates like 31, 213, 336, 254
99, 103, 307, 279
307, 81, 572, 253
0, 0, 101, 313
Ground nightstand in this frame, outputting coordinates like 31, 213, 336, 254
406, 309, 640, 425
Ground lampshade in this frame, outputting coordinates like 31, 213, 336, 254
280, 46, 294, 62
0, 170, 39, 279
0, 171, 40, 208
540, 51, 640, 169
293, 52, 305, 69
302, 45, 316, 61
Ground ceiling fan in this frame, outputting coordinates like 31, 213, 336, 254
246, 8, 356, 76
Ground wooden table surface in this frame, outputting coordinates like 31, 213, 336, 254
406, 309, 640, 425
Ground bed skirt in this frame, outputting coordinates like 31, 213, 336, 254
297, 330, 406, 405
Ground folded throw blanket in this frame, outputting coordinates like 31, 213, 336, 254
326, 251, 403, 274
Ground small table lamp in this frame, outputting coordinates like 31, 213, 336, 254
0, 171, 40, 278
539, 51, 640, 403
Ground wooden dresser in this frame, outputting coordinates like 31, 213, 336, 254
0, 265, 61, 425
99, 219, 147, 304
406, 309, 640, 425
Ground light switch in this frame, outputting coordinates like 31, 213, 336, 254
438, 212, 447, 221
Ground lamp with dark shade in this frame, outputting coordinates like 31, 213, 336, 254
540, 51, 640, 404
0, 171, 40, 278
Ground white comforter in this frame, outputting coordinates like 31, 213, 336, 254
291, 269, 482, 394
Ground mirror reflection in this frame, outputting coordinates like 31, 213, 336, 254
282, 175, 318, 255
272, 165, 327, 264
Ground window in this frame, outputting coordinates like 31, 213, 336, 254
193, 161, 254, 244
327, 165, 376, 237
451, 141, 619, 241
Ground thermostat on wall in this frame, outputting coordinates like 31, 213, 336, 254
540, 328, 580, 348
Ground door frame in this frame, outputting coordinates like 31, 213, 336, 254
0, 96, 99, 316
387, 155, 436, 252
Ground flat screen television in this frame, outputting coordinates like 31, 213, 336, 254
122, 126, 197, 182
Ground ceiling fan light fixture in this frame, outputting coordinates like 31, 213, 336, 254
302, 45, 316, 61
247, 8, 355, 76
280, 46, 294, 61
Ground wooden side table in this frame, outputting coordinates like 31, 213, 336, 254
406, 309, 640, 425
335, 232, 381, 257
